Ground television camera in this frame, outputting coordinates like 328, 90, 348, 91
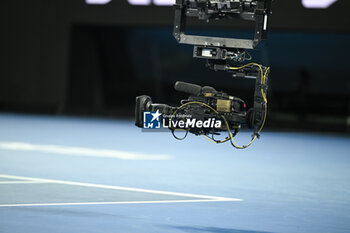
135, 0, 272, 149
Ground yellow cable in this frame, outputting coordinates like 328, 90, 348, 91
170, 101, 235, 143
228, 63, 269, 149
170, 64, 270, 149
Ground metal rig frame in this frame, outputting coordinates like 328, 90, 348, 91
172, 0, 272, 135
173, 0, 272, 50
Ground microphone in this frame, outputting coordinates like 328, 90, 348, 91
174, 81, 202, 96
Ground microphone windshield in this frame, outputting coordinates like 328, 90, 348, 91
174, 81, 202, 96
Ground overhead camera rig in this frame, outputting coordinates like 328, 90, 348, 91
135, 0, 273, 149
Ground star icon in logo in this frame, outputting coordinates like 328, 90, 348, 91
150, 110, 162, 122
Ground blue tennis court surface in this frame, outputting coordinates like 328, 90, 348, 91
0, 113, 349, 233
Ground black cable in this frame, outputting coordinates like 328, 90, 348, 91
171, 129, 189, 140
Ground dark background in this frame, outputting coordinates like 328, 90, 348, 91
1, 0, 350, 133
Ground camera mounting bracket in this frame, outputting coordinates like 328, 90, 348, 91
173, 0, 272, 50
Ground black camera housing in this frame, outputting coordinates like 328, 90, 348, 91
135, 81, 252, 136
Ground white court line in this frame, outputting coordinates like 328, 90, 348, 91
0, 174, 242, 207
0, 181, 48, 184
0, 199, 232, 207
0, 141, 172, 160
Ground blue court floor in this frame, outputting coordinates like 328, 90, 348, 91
0, 113, 349, 233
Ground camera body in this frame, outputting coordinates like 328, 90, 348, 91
135, 81, 250, 136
